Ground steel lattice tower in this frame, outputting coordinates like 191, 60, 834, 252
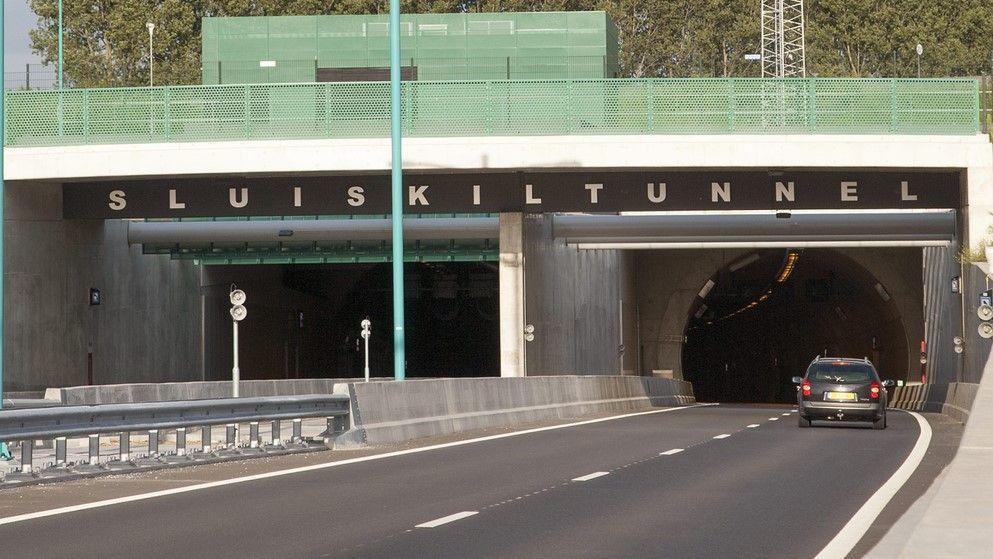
761, 0, 806, 77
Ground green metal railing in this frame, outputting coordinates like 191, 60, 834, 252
2, 78, 980, 148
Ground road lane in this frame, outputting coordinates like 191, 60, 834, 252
0, 405, 921, 558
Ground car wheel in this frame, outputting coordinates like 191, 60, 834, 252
872, 413, 887, 430
798, 415, 812, 428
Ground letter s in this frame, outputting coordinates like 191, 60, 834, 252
108, 190, 127, 211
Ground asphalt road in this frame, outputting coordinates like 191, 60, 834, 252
0, 404, 923, 559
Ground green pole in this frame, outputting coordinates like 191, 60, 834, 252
389, 0, 406, 380
1, 0, 7, 413
58, 0, 63, 89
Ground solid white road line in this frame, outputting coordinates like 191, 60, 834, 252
416, 511, 478, 528
814, 411, 932, 559
572, 472, 610, 482
660, 448, 685, 456
713, 434, 732, 439
0, 404, 709, 527
747, 424, 760, 428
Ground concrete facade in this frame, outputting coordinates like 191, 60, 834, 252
3, 132, 990, 389
522, 214, 638, 376
2, 182, 202, 391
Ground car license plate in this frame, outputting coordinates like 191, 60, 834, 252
826, 392, 857, 401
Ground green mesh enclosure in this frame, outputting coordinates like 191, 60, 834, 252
3, 78, 979, 147
201, 12, 617, 84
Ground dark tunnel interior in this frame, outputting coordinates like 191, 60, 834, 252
204, 262, 500, 380
682, 249, 911, 404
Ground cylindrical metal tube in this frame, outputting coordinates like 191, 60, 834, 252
271, 419, 282, 446
201, 425, 212, 453
232, 321, 240, 399
20, 440, 34, 474
292, 418, 303, 442
249, 422, 259, 448
119, 432, 130, 462
88, 434, 100, 466
176, 427, 187, 456
55, 436, 67, 466
148, 430, 159, 456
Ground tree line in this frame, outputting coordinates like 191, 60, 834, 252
28, 0, 993, 88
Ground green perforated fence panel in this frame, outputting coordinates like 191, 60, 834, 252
3, 78, 979, 147
203, 56, 610, 84
201, 12, 617, 84
981, 76, 992, 134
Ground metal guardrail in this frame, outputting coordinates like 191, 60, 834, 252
2, 78, 980, 148
0, 395, 349, 478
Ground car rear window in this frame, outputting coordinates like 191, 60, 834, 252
806, 362, 876, 383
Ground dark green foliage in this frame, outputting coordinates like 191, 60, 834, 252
28, 0, 993, 87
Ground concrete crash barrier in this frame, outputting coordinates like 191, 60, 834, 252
889, 382, 980, 423
46, 379, 365, 406
337, 376, 695, 446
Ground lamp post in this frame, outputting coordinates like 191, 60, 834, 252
58, 0, 63, 89
1, 0, 7, 412
916, 43, 923, 78
1, 0, 12, 462
147, 22, 156, 87
389, 0, 406, 380
229, 288, 247, 398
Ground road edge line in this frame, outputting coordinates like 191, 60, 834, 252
0, 403, 711, 526
813, 411, 933, 559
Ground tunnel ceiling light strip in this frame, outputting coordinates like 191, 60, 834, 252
874, 283, 892, 302
776, 252, 800, 283
570, 241, 951, 249
698, 279, 716, 299
729, 253, 761, 272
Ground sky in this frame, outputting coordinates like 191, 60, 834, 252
4, 0, 45, 69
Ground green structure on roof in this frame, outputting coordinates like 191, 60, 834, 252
201, 11, 619, 84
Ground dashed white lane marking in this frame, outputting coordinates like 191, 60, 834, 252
660, 448, 685, 456
747, 424, 760, 428
781, 412, 792, 416
713, 434, 732, 439
572, 472, 610, 482
0, 404, 707, 527
814, 411, 932, 559
416, 511, 479, 528
769, 417, 780, 421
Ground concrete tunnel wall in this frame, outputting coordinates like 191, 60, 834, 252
2, 182, 203, 391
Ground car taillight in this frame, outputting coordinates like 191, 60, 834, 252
870, 381, 881, 400
802, 380, 811, 398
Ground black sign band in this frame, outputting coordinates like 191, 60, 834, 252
63, 170, 961, 219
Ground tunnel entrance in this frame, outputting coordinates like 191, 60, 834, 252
682, 249, 914, 404
203, 262, 500, 380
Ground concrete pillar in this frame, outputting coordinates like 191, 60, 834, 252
499, 213, 526, 377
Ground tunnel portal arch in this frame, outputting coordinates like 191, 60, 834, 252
679, 249, 914, 403
636, 248, 922, 403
